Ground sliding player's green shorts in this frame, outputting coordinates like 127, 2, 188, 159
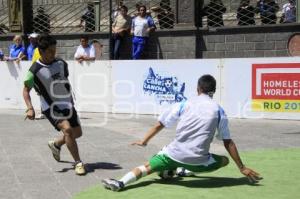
149, 153, 227, 172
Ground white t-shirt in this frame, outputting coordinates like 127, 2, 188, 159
132, 16, 155, 37
158, 94, 231, 165
74, 44, 95, 59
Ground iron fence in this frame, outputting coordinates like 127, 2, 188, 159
0, 0, 298, 35
202, 0, 297, 27
31, 0, 175, 33
0, 0, 9, 34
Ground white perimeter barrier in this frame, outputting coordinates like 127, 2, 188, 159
0, 58, 300, 120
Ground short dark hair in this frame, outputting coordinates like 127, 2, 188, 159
38, 34, 57, 51
138, 5, 147, 11
121, 5, 128, 12
80, 35, 89, 41
197, 75, 216, 95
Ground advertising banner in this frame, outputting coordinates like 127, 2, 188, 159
69, 61, 111, 113
0, 61, 40, 109
222, 58, 300, 119
1, 59, 300, 120
252, 63, 300, 113
112, 60, 220, 114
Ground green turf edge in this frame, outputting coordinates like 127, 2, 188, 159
73, 148, 300, 199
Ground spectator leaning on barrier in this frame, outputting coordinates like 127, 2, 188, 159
92, 40, 103, 60
26, 33, 39, 61
280, 0, 296, 23
131, 5, 156, 60
202, 0, 227, 27
237, 0, 256, 26
0, 48, 4, 61
5, 35, 26, 63
256, 0, 279, 24
74, 35, 96, 63
112, 5, 131, 60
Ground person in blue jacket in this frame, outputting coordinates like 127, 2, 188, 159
6, 35, 26, 63
26, 33, 39, 61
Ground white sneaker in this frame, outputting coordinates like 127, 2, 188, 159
102, 179, 124, 191
48, 140, 60, 161
75, 162, 86, 175
176, 168, 195, 177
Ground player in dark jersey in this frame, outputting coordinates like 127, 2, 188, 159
23, 34, 86, 175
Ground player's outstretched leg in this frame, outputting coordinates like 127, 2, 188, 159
102, 163, 151, 191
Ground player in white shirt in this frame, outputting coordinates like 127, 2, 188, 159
102, 74, 261, 191
74, 35, 96, 63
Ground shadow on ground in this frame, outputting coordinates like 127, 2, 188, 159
56, 162, 122, 174
122, 176, 261, 191
282, 132, 300, 135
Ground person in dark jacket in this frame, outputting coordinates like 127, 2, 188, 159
256, 0, 279, 24
79, 3, 95, 32
237, 0, 256, 25
202, 0, 226, 27
33, 6, 50, 33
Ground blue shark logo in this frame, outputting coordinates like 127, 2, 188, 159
143, 67, 187, 104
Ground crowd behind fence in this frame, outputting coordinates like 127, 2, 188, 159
0, 0, 298, 35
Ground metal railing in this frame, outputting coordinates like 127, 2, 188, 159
202, 0, 297, 27
32, 0, 97, 33
0, 0, 298, 35
32, 0, 177, 33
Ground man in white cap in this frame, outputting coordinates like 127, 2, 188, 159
27, 33, 39, 61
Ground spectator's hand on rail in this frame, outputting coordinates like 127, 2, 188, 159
16, 58, 21, 64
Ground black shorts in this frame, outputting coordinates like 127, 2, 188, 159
42, 107, 80, 131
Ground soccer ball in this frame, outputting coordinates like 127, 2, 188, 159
164, 79, 173, 88
176, 167, 195, 177
158, 170, 175, 180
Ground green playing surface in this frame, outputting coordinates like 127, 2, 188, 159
74, 148, 300, 199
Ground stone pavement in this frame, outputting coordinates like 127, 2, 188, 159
0, 109, 299, 199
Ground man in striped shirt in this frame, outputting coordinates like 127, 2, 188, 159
23, 34, 86, 175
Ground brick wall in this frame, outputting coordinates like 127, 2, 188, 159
117, 24, 299, 59
0, 24, 299, 60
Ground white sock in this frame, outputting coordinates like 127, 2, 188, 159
119, 171, 137, 185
